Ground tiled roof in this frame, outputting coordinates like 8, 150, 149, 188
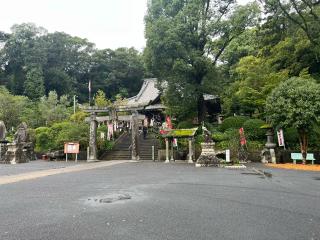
123, 78, 217, 109
127, 78, 160, 106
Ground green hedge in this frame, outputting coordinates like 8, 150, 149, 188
242, 119, 266, 140
177, 120, 194, 129
219, 116, 249, 132
35, 121, 89, 152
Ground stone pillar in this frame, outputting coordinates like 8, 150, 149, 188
188, 137, 193, 163
170, 139, 174, 161
88, 112, 98, 162
131, 112, 140, 161
165, 138, 170, 163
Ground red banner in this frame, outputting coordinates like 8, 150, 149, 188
166, 116, 173, 129
239, 128, 247, 146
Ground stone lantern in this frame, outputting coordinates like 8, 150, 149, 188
261, 124, 276, 164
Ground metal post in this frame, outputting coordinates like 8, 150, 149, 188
75, 153, 78, 163
152, 145, 155, 161
66, 153, 68, 162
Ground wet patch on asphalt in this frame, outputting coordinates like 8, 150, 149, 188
242, 168, 273, 179
86, 193, 132, 205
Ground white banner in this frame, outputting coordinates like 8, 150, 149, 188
277, 129, 285, 147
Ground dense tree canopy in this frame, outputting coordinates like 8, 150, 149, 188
0, 23, 144, 102
145, 0, 260, 122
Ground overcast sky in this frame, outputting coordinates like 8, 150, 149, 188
0, 0, 250, 51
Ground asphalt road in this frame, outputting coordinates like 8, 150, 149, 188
0, 161, 319, 240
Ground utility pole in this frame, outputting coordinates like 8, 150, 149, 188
88, 79, 92, 106
73, 95, 76, 114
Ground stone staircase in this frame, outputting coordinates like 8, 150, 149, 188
100, 132, 160, 161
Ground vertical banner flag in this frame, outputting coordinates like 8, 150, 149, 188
277, 129, 285, 147
239, 127, 247, 146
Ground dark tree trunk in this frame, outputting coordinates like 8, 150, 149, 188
197, 94, 205, 125
298, 129, 308, 164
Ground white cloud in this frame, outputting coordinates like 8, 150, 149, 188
0, 0, 251, 51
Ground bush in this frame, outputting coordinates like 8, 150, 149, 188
219, 116, 249, 132
35, 121, 89, 152
247, 140, 264, 151
242, 119, 266, 140
35, 127, 53, 152
215, 129, 239, 152
177, 120, 194, 129
70, 111, 88, 123
212, 132, 227, 142
204, 122, 218, 133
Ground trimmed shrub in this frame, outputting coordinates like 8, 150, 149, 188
35, 127, 53, 152
212, 132, 227, 142
219, 116, 249, 132
177, 120, 194, 129
247, 140, 264, 151
215, 128, 239, 153
35, 122, 89, 152
242, 119, 266, 140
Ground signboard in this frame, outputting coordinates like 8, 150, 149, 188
277, 129, 285, 147
64, 142, 80, 154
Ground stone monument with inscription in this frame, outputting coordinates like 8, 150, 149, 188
195, 142, 223, 167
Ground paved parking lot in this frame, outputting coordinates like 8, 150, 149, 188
0, 161, 319, 240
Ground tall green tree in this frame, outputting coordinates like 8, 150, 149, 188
94, 89, 111, 107
145, 0, 259, 122
24, 67, 45, 100
43, 32, 94, 99
0, 86, 29, 129
1, 23, 47, 95
264, 0, 320, 49
90, 47, 144, 100
266, 77, 320, 164
38, 91, 71, 125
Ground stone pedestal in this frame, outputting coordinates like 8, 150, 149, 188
3, 143, 29, 164
195, 143, 222, 167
